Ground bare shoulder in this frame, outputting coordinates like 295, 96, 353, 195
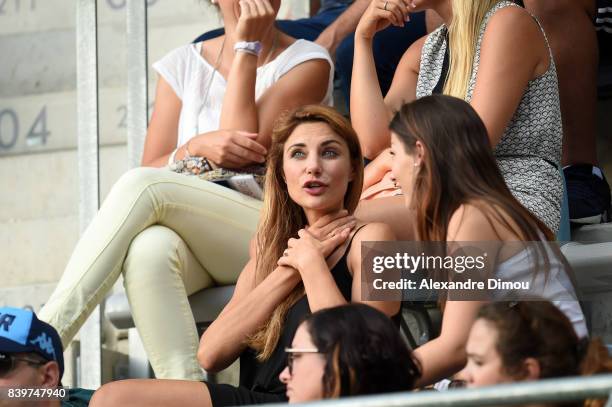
484, 5, 543, 46
448, 203, 500, 241
352, 222, 396, 244
399, 34, 428, 71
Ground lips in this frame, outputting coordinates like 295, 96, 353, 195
302, 180, 328, 196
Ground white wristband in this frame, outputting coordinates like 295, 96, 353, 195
234, 41, 262, 57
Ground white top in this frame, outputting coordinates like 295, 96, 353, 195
495, 246, 588, 338
153, 39, 334, 148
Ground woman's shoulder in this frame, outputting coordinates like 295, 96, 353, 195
448, 201, 525, 242
156, 42, 197, 65
350, 221, 395, 244
275, 38, 332, 65
482, 2, 544, 45
448, 202, 502, 241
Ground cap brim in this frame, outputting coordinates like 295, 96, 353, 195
0, 337, 32, 355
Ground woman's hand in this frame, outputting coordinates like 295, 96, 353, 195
278, 229, 349, 272
305, 210, 356, 257
363, 148, 394, 190
356, 0, 413, 40
190, 129, 267, 168
235, 0, 276, 42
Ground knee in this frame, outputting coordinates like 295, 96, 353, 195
90, 381, 127, 407
109, 167, 166, 198
123, 225, 183, 279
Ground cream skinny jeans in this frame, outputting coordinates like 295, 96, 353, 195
38, 167, 261, 380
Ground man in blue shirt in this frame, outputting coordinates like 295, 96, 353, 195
0, 307, 93, 407
197, 0, 437, 104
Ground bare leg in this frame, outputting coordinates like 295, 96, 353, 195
355, 196, 417, 240
90, 379, 212, 407
524, 0, 599, 166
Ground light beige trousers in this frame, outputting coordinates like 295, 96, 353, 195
38, 167, 261, 380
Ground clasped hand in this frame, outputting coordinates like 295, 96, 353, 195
277, 210, 356, 273
189, 129, 267, 168
235, 0, 276, 43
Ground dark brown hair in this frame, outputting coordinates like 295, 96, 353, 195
478, 302, 612, 407
305, 304, 420, 398
248, 105, 364, 360
389, 94, 554, 242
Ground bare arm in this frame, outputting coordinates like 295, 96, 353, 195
470, 6, 549, 147
413, 300, 485, 386
414, 204, 503, 385
198, 249, 301, 372
315, 0, 370, 56
348, 222, 401, 316
351, 1, 423, 159
253, 58, 331, 148
141, 77, 182, 167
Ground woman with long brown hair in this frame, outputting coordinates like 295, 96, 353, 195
89, 105, 399, 407
39, 0, 334, 381
352, 0, 565, 239
388, 95, 586, 386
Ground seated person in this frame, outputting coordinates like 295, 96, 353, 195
0, 307, 93, 407
38, 0, 334, 381
463, 301, 612, 406
388, 95, 586, 386
353, 0, 567, 238
88, 105, 399, 406
523, 0, 611, 225
279, 303, 420, 403
197, 0, 433, 102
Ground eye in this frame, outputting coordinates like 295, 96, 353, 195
290, 150, 306, 159
389, 149, 395, 156
322, 149, 339, 158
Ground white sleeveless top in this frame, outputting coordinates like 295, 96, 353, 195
153, 39, 334, 148
495, 245, 588, 338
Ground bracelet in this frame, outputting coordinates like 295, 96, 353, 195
234, 41, 262, 57
167, 148, 179, 166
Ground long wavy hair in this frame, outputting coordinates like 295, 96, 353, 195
247, 105, 364, 360
444, 0, 501, 98
305, 304, 420, 398
390, 94, 554, 243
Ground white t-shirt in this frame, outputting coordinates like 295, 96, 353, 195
153, 39, 334, 148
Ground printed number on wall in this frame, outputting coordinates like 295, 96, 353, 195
0, 106, 49, 150
106, 0, 158, 10
0, 0, 37, 14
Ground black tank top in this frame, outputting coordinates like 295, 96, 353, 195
238, 226, 365, 394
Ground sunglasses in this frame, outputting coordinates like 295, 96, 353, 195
0, 352, 46, 377
284, 347, 320, 376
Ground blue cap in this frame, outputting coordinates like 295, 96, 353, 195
0, 307, 64, 378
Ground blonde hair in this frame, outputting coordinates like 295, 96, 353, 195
443, 0, 500, 98
247, 105, 364, 360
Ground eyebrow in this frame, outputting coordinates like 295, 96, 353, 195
287, 140, 343, 149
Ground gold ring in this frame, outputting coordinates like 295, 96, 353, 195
384, 1, 388, 11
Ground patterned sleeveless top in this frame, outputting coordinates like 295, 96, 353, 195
416, 1, 563, 233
